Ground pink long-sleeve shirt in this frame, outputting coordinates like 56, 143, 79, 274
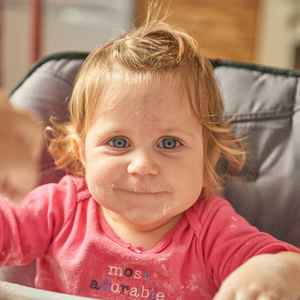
0, 175, 299, 299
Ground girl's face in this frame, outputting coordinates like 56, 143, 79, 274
80, 77, 205, 230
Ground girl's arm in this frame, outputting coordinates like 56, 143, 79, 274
214, 251, 300, 299
0, 91, 43, 201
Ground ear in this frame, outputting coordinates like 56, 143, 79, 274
72, 136, 86, 169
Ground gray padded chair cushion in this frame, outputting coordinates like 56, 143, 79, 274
11, 53, 88, 186
214, 61, 300, 247
3, 54, 300, 287
1, 53, 88, 287
10, 55, 300, 247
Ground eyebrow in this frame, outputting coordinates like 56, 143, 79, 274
92, 127, 196, 138
92, 128, 125, 138
159, 127, 196, 137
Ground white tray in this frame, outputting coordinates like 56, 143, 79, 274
0, 280, 100, 300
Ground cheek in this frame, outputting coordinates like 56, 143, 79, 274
85, 157, 120, 201
90, 180, 115, 199
174, 158, 204, 198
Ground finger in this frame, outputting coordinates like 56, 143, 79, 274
0, 90, 10, 106
0, 103, 44, 158
0, 159, 39, 202
213, 289, 235, 300
0, 134, 38, 171
257, 293, 280, 300
0, 110, 44, 171
10, 109, 44, 159
214, 287, 263, 300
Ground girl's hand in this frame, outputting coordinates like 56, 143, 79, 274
0, 91, 43, 202
214, 252, 300, 300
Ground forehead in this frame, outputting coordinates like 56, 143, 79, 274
90, 74, 202, 137
98, 69, 189, 114
81, 67, 205, 145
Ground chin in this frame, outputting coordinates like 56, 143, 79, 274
124, 209, 176, 227
126, 214, 159, 226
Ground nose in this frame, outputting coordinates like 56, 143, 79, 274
127, 151, 159, 176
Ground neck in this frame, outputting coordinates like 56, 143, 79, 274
100, 207, 184, 251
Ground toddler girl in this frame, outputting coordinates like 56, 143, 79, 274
1, 17, 300, 300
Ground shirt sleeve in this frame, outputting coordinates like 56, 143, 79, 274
197, 197, 300, 287
0, 176, 79, 267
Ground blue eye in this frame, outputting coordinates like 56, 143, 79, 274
109, 138, 130, 148
158, 138, 180, 149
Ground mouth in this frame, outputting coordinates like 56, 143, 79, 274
121, 189, 164, 195
114, 185, 168, 196
112, 180, 171, 196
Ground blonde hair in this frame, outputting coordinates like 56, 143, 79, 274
47, 15, 245, 199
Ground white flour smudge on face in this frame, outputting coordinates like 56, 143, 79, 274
94, 181, 114, 198
162, 201, 180, 217
92, 178, 182, 225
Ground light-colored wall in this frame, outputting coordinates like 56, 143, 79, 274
2, 0, 300, 92
2, 0, 136, 92
255, 0, 300, 69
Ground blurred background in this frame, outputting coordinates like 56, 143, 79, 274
1, 0, 300, 92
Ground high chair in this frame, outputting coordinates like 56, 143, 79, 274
1, 52, 300, 298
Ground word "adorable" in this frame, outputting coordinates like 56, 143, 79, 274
89, 265, 165, 299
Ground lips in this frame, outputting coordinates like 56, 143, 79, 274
118, 188, 164, 195
127, 190, 161, 195
114, 183, 168, 195
111, 179, 171, 195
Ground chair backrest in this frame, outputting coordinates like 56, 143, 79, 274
11, 53, 88, 185
214, 60, 300, 247
11, 53, 300, 248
